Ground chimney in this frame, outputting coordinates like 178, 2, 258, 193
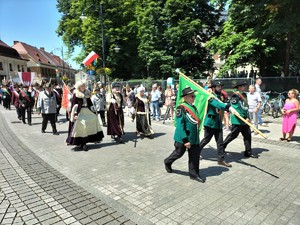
40, 47, 45, 51
13, 41, 19, 45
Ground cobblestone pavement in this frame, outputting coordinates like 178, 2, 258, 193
0, 108, 133, 225
1, 105, 300, 225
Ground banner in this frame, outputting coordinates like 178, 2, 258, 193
17, 72, 35, 86
61, 82, 70, 110
176, 72, 214, 131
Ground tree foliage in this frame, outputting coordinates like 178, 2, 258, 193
56, 0, 226, 79
207, 0, 300, 76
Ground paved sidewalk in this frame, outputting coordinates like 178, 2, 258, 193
1, 105, 300, 225
0, 108, 133, 224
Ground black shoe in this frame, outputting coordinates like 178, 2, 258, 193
164, 163, 172, 173
119, 138, 125, 144
244, 153, 258, 158
82, 145, 88, 151
28, 123, 32, 126
23, 121, 26, 124
53, 132, 59, 135
190, 176, 206, 183
41, 130, 45, 133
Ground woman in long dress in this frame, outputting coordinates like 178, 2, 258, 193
280, 89, 299, 142
133, 86, 154, 138
66, 80, 104, 150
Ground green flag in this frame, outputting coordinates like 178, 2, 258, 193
176, 73, 213, 131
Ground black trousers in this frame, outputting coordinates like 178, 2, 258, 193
16, 106, 21, 119
21, 107, 31, 124
3, 99, 11, 110
42, 113, 57, 133
223, 124, 252, 156
199, 126, 225, 161
164, 142, 200, 178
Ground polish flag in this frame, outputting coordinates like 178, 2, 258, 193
18, 72, 35, 86
82, 51, 99, 67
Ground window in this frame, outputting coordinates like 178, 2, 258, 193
17, 65, 20, 71
9, 63, 13, 71
0, 62, 3, 70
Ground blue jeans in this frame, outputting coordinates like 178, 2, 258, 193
152, 101, 160, 120
257, 109, 263, 125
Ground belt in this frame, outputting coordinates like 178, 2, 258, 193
152, 100, 158, 102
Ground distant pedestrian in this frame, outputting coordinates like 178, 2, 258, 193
37, 82, 59, 134
91, 87, 106, 126
164, 85, 175, 119
255, 78, 268, 127
247, 85, 261, 134
2, 84, 11, 110
280, 89, 299, 142
164, 87, 205, 183
150, 84, 161, 121
11, 84, 22, 120
19, 85, 34, 126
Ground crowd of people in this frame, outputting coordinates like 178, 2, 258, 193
0, 77, 298, 184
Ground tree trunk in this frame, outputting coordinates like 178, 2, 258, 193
284, 32, 292, 77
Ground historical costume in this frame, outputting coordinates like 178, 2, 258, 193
2, 84, 11, 110
91, 87, 106, 126
164, 87, 205, 183
223, 80, 258, 158
11, 84, 22, 120
133, 86, 154, 138
37, 83, 59, 134
53, 84, 62, 122
66, 80, 104, 151
106, 83, 125, 143
19, 85, 34, 125
199, 81, 237, 167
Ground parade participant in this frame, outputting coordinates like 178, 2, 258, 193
11, 84, 22, 120
2, 84, 11, 110
67, 80, 104, 150
164, 87, 205, 183
91, 87, 106, 126
31, 83, 41, 113
199, 81, 239, 167
151, 83, 161, 121
53, 83, 62, 122
106, 82, 125, 143
133, 85, 154, 138
19, 85, 34, 125
280, 89, 299, 142
223, 80, 258, 158
247, 85, 261, 133
36, 82, 59, 134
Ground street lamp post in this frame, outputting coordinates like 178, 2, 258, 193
51, 47, 64, 79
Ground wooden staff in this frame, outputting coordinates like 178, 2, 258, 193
233, 113, 268, 139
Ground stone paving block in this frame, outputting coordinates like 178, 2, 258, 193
95, 215, 114, 225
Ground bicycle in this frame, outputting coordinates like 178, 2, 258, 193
261, 91, 271, 114
271, 91, 287, 118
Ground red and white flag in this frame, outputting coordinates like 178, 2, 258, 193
82, 51, 99, 67
18, 72, 35, 86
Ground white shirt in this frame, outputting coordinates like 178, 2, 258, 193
247, 92, 261, 112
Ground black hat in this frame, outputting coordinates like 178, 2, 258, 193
180, 87, 197, 97
234, 80, 248, 88
211, 80, 223, 87
112, 82, 120, 88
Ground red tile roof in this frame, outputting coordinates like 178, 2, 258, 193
0, 40, 27, 60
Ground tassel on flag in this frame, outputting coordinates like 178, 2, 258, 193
61, 82, 70, 109
18, 72, 35, 86
82, 51, 99, 67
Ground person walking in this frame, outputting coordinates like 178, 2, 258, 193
2, 84, 11, 110
67, 80, 104, 150
37, 82, 59, 134
91, 87, 106, 126
150, 84, 161, 121
19, 85, 34, 125
106, 82, 125, 143
11, 84, 22, 120
164, 85, 175, 119
223, 80, 258, 158
133, 85, 154, 138
280, 89, 299, 142
199, 81, 238, 167
247, 85, 261, 134
164, 87, 205, 183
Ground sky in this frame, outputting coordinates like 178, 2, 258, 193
0, 0, 80, 69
